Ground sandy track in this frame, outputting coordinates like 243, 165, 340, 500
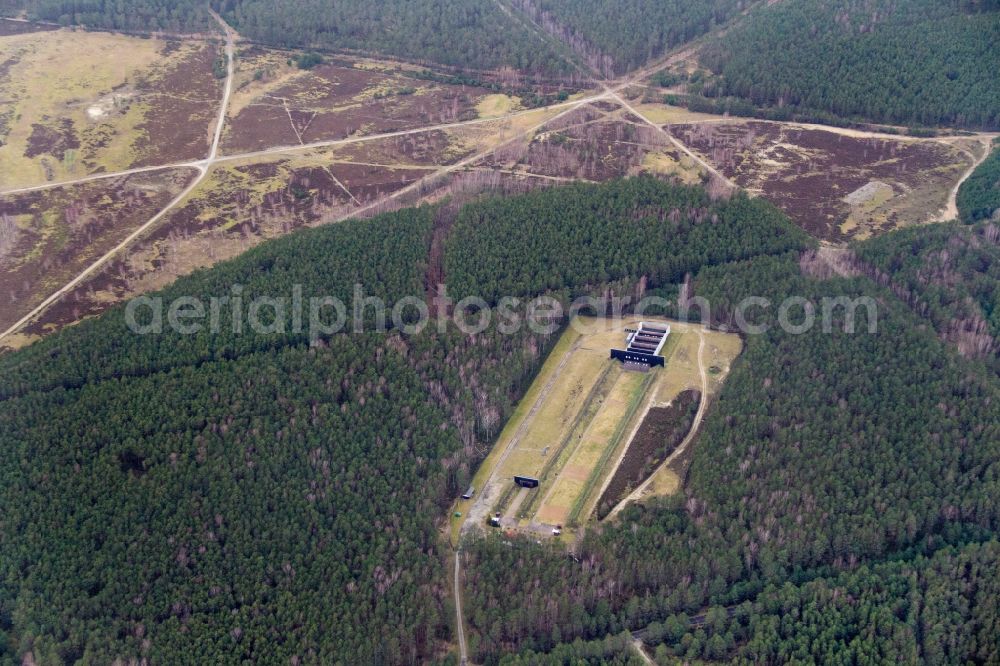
611, 91, 737, 190
454, 551, 468, 664
632, 638, 655, 665
4, 13, 991, 347
604, 329, 707, 520
0, 19, 609, 344
934, 134, 997, 222
0, 94, 609, 197
0, 165, 206, 341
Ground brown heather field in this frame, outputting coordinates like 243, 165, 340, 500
0, 168, 198, 337
670, 120, 973, 241
1, 20, 990, 351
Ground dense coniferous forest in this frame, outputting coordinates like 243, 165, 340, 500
499, 632, 643, 665
0, 207, 436, 399
0, 178, 813, 664
216, 0, 572, 73
9, 0, 570, 73
643, 540, 1000, 663
9, 0, 999, 127
699, 0, 1000, 129
0, 204, 564, 664
462, 251, 1000, 663
0, 0, 23, 15
12, 0, 210, 32
508, 0, 752, 76
957, 140, 1000, 223
444, 178, 809, 303
852, 221, 1000, 371
11, 0, 746, 74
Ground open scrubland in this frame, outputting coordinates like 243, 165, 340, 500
220, 46, 575, 154
669, 119, 977, 240
475, 101, 702, 184
0, 13, 992, 351
0, 29, 220, 188
0, 168, 198, 339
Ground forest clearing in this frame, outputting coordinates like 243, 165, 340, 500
451, 316, 740, 542
3, 2, 999, 664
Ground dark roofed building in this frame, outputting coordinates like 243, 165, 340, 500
610, 322, 670, 368
514, 475, 539, 489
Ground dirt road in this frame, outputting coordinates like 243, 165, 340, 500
0, 15, 863, 346
934, 134, 997, 222
6, 11, 988, 347
454, 551, 468, 664
517, 14, 738, 193
611, 90, 737, 190
604, 329, 707, 520
0, 93, 611, 197
0, 12, 237, 343
632, 637, 655, 665
207, 9, 235, 161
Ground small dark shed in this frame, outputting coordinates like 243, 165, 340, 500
514, 475, 539, 489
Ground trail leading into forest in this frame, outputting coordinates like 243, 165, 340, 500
454, 551, 468, 664
508, 6, 738, 193
934, 134, 998, 223
633, 637, 655, 665
207, 9, 235, 161
610, 90, 737, 190
6, 9, 987, 349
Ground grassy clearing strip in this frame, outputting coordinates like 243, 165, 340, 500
494, 482, 520, 520
517, 362, 618, 520
466, 325, 579, 494
567, 370, 656, 526
517, 362, 617, 519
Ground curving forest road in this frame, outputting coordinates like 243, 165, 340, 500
604, 329, 707, 521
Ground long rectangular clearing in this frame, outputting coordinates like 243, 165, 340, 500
490, 332, 610, 490
456, 315, 739, 539
535, 368, 650, 526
